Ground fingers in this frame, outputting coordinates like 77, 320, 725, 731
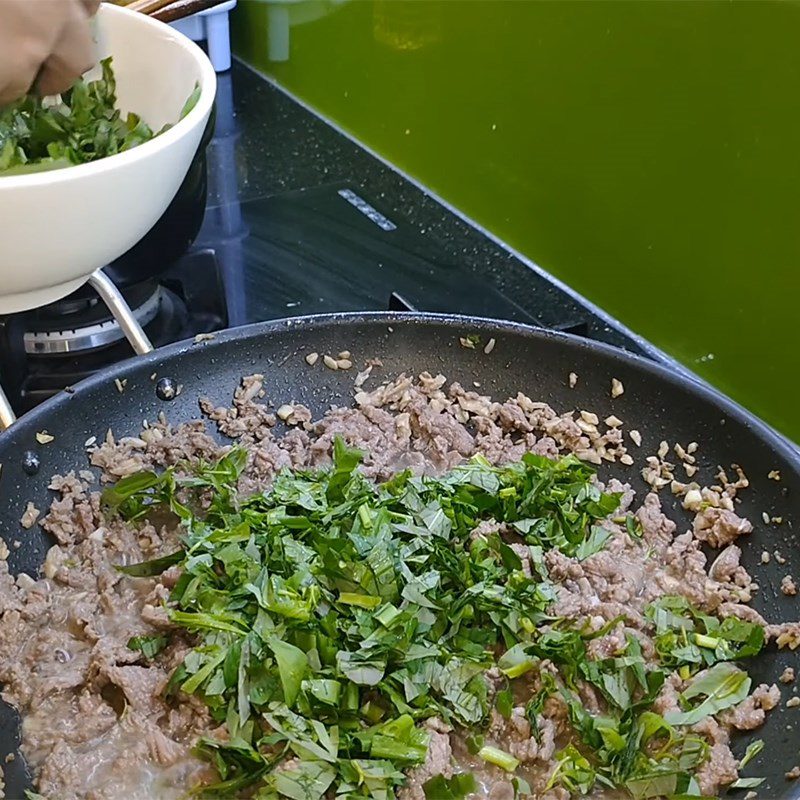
0, 62, 37, 107
35, 1, 98, 98
0, 0, 97, 105
0, 0, 65, 104
80, 0, 102, 15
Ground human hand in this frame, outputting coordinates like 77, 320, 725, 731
0, 0, 102, 106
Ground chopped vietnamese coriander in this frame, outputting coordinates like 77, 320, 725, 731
109, 439, 769, 799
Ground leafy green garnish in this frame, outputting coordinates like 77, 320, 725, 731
116, 550, 183, 577
739, 738, 764, 770
730, 777, 765, 789
546, 745, 596, 794
110, 440, 762, 799
730, 738, 765, 791
646, 596, 764, 674
268, 637, 308, 708
477, 745, 520, 772
664, 663, 752, 726
422, 773, 477, 800
268, 759, 336, 800
575, 525, 613, 561
625, 514, 644, 539
495, 686, 513, 719
180, 84, 202, 120
127, 634, 168, 659
0, 57, 200, 174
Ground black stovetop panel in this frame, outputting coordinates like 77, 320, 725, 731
197, 66, 660, 363
203, 181, 586, 328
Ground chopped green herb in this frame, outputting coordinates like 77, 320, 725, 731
422, 773, 477, 800
625, 515, 643, 539
477, 745, 520, 772
646, 596, 764, 674
739, 739, 764, 770
664, 663, 752, 726
116, 550, 183, 577
730, 776, 765, 789
575, 525, 613, 560
112, 440, 763, 798
127, 634, 168, 659
0, 58, 200, 175
495, 687, 514, 719
547, 745, 596, 794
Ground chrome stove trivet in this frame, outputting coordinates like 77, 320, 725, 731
0, 269, 152, 428
23, 285, 162, 356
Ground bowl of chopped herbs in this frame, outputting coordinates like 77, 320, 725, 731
0, 2, 216, 313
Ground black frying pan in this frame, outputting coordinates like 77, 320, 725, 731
0, 313, 798, 798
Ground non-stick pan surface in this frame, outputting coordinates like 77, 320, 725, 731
0, 313, 797, 798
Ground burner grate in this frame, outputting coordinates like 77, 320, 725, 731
0, 250, 227, 414
23, 285, 164, 356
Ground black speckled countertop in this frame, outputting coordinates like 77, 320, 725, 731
196, 63, 668, 363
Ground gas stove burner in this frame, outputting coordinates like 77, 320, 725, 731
0, 249, 228, 415
24, 285, 164, 356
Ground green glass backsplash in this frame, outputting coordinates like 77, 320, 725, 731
232, 0, 800, 442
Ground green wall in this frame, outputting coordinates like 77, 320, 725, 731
233, 0, 800, 442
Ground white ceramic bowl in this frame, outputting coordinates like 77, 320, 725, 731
0, 3, 217, 314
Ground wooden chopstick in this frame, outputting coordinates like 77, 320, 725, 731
123, 0, 229, 23
125, 0, 174, 15
153, 0, 228, 23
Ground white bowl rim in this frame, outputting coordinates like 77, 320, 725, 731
0, 3, 217, 190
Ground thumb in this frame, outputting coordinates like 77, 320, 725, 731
35, 1, 97, 97
80, 0, 102, 15
0, 0, 68, 105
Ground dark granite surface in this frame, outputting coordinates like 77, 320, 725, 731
196, 63, 663, 359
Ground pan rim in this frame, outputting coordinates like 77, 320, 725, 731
2, 310, 798, 472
